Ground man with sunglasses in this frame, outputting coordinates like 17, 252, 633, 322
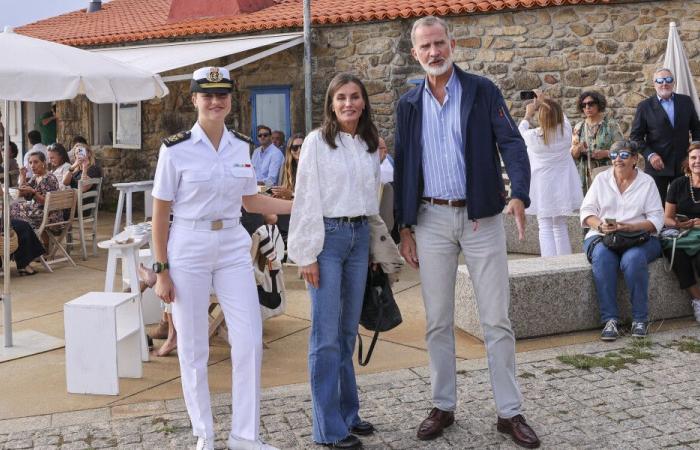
251, 124, 284, 187
630, 68, 700, 203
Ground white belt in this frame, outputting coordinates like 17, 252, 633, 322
172, 217, 240, 231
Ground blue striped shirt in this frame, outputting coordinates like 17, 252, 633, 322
421, 69, 466, 200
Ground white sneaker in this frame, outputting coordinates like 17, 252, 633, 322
692, 299, 700, 323
227, 434, 279, 450
196, 437, 214, 450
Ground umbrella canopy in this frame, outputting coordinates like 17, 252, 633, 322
1, 27, 168, 349
664, 22, 700, 116
0, 28, 168, 103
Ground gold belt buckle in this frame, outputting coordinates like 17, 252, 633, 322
211, 219, 223, 231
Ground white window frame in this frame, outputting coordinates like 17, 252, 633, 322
112, 102, 141, 149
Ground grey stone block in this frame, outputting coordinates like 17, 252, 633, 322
503, 211, 584, 255
455, 253, 694, 339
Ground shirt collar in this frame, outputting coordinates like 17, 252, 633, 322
191, 122, 231, 150
423, 66, 458, 100
657, 93, 675, 103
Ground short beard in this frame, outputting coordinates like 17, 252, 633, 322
421, 55, 453, 77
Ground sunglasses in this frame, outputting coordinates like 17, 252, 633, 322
610, 151, 632, 160
581, 101, 598, 108
290, 144, 302, 151
654, 76, 674, 84
257, 133, 270, 138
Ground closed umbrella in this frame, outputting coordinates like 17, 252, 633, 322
664, 22, 700, 116
1, 27, 168, 351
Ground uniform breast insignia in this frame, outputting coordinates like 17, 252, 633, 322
230, 129, 253, 145
161, 131, 192, 147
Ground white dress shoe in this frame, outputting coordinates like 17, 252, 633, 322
196, 436, 215, 450
227, 434, 279, 450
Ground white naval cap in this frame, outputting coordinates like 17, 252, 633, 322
190, 66, 233, 93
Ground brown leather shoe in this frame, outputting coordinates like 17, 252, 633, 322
497, 415, 540, 449
416, 407, 454, 440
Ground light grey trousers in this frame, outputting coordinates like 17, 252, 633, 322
414, 203, 522, 418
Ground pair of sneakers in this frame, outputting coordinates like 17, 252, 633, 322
601, 319, 648, 341
196, 435, 279, 450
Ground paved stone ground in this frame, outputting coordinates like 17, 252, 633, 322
1, 326, 699, 450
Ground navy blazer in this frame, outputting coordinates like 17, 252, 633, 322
630, 93, 700, 177
393, 65, 530, 226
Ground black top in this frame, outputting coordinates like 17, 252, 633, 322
666, 176, 700, 218
70, 165, 103, 190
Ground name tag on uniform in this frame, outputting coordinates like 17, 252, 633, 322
233, 163, 252, 168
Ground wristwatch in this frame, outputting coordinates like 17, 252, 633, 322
152, 261, 169, 273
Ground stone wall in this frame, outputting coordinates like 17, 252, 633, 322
53, 0, 700, 208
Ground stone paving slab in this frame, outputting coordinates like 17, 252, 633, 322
2, 326, 700, 449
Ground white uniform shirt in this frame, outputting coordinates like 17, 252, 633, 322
152, 122, 257, 220
287, 129, 380, 266
579, 168, 664, 240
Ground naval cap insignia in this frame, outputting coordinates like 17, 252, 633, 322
206, 68, 223, 82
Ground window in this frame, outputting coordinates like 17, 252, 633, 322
113, 102, 141, 149
92, 102, 141, 148
250, 86, 290, 147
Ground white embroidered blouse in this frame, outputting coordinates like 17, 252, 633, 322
287, 129, 380, 266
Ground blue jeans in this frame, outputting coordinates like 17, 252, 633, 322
584, 236, 661, 323
308, 218, 369, 444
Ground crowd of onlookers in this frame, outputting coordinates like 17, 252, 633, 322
0, 129, 102, 275
518, 67, 700, 340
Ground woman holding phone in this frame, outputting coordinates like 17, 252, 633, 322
62, 143, 102, 192
662, 142, 700, 322
580, 140, 663, 341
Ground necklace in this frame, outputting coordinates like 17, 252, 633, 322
689, 175, 700, 204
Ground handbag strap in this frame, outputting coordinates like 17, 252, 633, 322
357, 330, 381, 367
664, 236, 678, 272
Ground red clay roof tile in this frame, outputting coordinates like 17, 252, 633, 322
16, 0, 614, 47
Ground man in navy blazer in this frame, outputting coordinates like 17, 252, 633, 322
394, 16, 539, 449
630, 68, 700, 203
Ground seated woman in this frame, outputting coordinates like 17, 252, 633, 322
11, 152, 62, 229
663, 142, 700, 322
271, 133, 304, 241
62, 143, 102, 192
580, 140, 664, 341
2, 219, 45, 276
47, 143, 72, 190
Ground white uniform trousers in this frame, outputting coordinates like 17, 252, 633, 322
414, 203, 523, 418
169, 223, 262, 441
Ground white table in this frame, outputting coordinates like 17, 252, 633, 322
112, 180, 153, 237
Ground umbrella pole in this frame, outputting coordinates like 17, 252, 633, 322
2, 99, 11, 347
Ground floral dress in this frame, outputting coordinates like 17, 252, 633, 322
10, 173, 61, 229
572, 114, 623, 193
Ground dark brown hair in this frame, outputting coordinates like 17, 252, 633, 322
577, 91, 607, 113
321, 73, 378, 153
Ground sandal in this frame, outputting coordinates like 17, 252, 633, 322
18, 267, 38, 276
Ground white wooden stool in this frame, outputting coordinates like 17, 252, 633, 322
64, 292, 144, 395
98, 237, 150, 362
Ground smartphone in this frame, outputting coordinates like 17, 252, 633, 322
604, 218, 617, 225
676, 214, 690, 222
519, 90, 536, 100
76, 147, 87, 158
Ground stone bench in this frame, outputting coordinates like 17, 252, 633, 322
455, 253, 693, 340
503, 211, 584, 255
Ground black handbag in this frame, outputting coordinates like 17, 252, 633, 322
258, 269, 282, 309
357, 266, 402, 366
602, 231, 650, 253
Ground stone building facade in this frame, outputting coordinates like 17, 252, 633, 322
54, 0, 700, 207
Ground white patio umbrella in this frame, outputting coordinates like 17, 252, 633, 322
664, 22, 700, 116
0, 27, 168, 350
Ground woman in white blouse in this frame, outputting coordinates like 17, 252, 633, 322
47, 144, 72, 190
288, 73, 380, 450
580, 140, 663, 342
519, 96, 582, 256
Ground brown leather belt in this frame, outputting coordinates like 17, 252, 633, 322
422, 197, 467, 207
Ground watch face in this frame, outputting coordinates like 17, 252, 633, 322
152, 262, 161, 273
